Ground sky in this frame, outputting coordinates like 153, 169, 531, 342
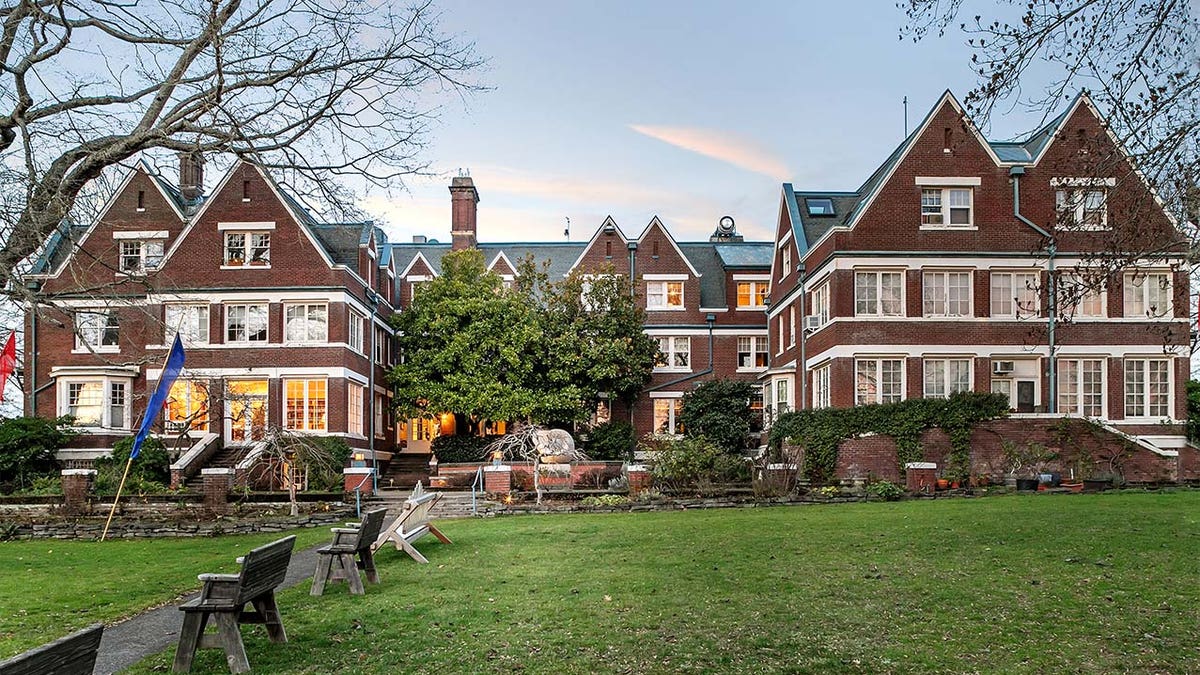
362, 0, 1055, 246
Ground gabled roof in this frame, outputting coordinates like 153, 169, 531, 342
308, 222, 374, 266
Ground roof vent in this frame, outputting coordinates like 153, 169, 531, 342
412, 235, 427, 244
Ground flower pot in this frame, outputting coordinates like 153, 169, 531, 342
1082, 479, 1110, 493
1060, 481, 1083, 493
950, 481, 960, 490
936, 479, 950, 490
1015, 478, 1039, 492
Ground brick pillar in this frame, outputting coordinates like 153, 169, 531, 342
905, 462, 937, 493
343, 468, 375, 495
61, 469, 96, 516
202, 468, 234, 515
626, 464, 651, 493
484, 465, 511, 493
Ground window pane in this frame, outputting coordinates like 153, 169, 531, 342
855, 273, 876, 315
881, 273, 903, 315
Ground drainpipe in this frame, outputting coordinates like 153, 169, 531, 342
1010, 166, 1057, 413
797, 269, 807, 410
365, 288, 380, 493
628, 240, 638, 425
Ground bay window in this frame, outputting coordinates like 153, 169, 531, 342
59, 378, 129, 429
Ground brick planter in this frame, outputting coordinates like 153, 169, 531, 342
343, 467, 375, 495
484, 465, 512, 493
904, 462, 937, 493
61, 469, 96, 516
626, 464, 650, 493
201, 468, 233, 515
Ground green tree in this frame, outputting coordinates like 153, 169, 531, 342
0, 416, 74, 492
680, 379, 756, 453
1188, 380, 1200, 443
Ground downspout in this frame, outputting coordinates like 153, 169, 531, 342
366, 288, 380, 494
1010, 166, 1057, 413
797, 269, 807, 410
628, 240, 638, 425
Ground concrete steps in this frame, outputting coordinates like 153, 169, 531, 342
367, 488, 497, 519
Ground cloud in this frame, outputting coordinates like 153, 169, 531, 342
628, 125, 789, 179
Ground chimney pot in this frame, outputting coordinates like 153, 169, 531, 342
449, 176, 479, 251
178, 152, 205, 203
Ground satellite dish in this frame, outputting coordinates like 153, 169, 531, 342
718, 215, 735, 233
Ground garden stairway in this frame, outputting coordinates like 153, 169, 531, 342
368, 487, 497, 519
379, 452, 433, 491
182, 445, 251, 491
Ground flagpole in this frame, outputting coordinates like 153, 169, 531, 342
100, 455, 135, 542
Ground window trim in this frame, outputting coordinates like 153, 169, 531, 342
222, 231, 272, 268
855, 357, 906, 406
283, 302, 329, 344
347, 383, 365, 437
225, 303, 269, 344
164, 303, 210, 347
1055, 187, 1109, 230
1056, 273, 1106, 320
919, 185, 976, 229
1056, 358, 1106, 418
1123, 270, 1173, 318
854, 270, 905, 317
735, 280, 769, 310
646, 279, 685, 311
284, 378, 328, 432
922, 357, 973, 399
348, 310, 366, 355
811, 281, 830, 328
736, 336, 768, 372
74, 309, 120, 353
922, 270, 973, 318
117, 238, 165, 276
1123, 358, 1172, 420
57, 376, 131, 430
654, 336, 691, 373
989, 270, 1041, 319
812, 364, 831, 409
651, 394, 684, 437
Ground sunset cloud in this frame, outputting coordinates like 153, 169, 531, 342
628, 125, 789, 179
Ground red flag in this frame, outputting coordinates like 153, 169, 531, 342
0, 332, 15, 402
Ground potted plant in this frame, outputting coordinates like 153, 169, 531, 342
1003, 440, 1051, 492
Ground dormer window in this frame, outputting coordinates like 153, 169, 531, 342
224, 231, 270, 266
805, 198, 835, 216
118, 239, 163, 274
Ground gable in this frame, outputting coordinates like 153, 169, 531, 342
568, 216, 632, 276
635, 217, 701, 278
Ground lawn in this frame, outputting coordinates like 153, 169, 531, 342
106, 491, 1200, 674
0, 526, 330, 658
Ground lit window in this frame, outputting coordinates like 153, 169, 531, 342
1057, 274, 1105, 319
75, 310, 119, 350
923, 359, 971, 399
1056, 189, 1107, 229
285, 379, 327, 431
923, 271, 972, 317
1124, 359, 1170, 418
805, 198, 836, 216
921, 187, 973, 227
990, 272, 1040, 318
348, 383, 365, 436
60, 377, 130, 429
856, 358, 904, 405
652, 398, 683, 435
119, 240, 164, 274
224, 232, 270, 266
166, 380, 209, 432
854, 271, 903, 316
737, 336, 768, 370
813, 365, 831, 409
284, 303, 328, 343
1057, 359, 1104, 417
655, 337, 690, 371
1123, 271, 1172, 318
165, 304, 209, 345
225, 304, 268, 343
647, 281, 684, 309
736, 281, 769, 308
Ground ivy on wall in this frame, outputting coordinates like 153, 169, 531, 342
767, 393, 1010, 484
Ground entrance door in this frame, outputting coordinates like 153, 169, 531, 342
226, 380, 268, 444
1015, 380, 1036, 413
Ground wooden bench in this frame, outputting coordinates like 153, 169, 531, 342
0, 623, 103, 675
373, 482, 452, 563
173, 535, 296, 674
310, 507, 388, 596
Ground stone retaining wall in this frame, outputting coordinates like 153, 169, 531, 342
2, 506, 354, 540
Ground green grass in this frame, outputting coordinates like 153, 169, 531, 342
0, 527, 329, 658
112, 491, 1200, 674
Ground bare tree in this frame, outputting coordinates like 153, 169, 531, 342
486, 425, 587, 505
0, 0, 482, 299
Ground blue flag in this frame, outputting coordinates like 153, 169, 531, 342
131, 334, 186, 460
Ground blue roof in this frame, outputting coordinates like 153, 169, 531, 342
714, 243, 774, 268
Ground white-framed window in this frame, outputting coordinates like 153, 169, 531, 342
348, 311, 365, 354
923, 358, 971, 399
788, 306, 796, 347
224, 232, 270, 266
226, 304, 268, 343
990, 272, 1040, 318
1057, 359, 1104, 417
811, 282, 830, 327
772, 377, 792, 415
1056, 188, 1108, 229
348, 383, 365, 436
854, 271, 903, 316
1056, 274, 1105, 319
652, 397, 683, 436
1124, 359, 1171, 418
284, 303, 328, 343
118, 239, 164, 274
776, 316, 784, 354
75, 309, 119, 351
736, 281, 769, 308
165, 304, 209, 346
1123, 271, 1172, 318
374, 393, 386, 438
991, 379, 1012, 408
166, 380, 209, 432
921, 187, 973, 227
855, 358, 904, 405
59, 377, 130, 429
646, 280, 684, 310
655, 336, 690, 371
284, 378, 327, 431
375, 326, 389, 364
922, 271, 972, 317
737, 336, 768, 370
813, 365, 831, 409
782, 247, 792, 278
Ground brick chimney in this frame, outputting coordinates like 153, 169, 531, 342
178, 152, 205, 203
449, 176, 479, 250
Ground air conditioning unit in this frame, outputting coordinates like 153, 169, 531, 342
804, 316, 823, 332
992, 360, 1016, 376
